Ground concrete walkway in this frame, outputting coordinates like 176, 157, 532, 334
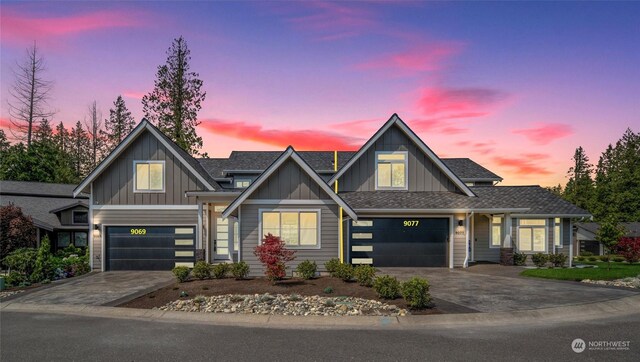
379, 265, 639, 313
4, 271, 174, 306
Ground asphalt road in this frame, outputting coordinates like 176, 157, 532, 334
1, 311, 638, 361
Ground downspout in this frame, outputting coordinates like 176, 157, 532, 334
569, 219, 573, 267
335, 150, 344, 263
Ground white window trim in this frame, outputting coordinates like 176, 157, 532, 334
258, 208, 322, 250
375, 151, 409, 190
517, 219, 548, 253
489, 216, 502, 249
133, 160, 166, 193
554, 218, 563, 248
234, 178, 252, 188
72, 210, 89, 225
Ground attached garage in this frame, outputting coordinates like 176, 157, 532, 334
349, 218, 449, 267
105, 226, 196, 271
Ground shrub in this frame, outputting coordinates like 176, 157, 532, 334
5, 271, 26, 287
581, 251, 594, 257
401, 277, 432, 309
57, 255, 90, 278
353, 265, 376, 287
230, 261, 250, 279
616, 237, 640, 263
513, 252, 528, 266
296, 260, 317, 280
613, 256, 626, 263
3, 248, 37, 277
548, 253, 568, 268
31, 236, 55, 282
192, 261, 211, 280
587, 256, 598, 262
576, 255, 586, 262
325, 258, 340, 274
531, 253, 548, 268
56, 244, 81, 258
212, 263, 229, 279
323, 286, 333, 294
373, 275, 401, 299
0, 204, 37, 262
598, 255, 610, 262
333, 263, 354, 282
172, 266, 190, 282
253, 234, 296, 282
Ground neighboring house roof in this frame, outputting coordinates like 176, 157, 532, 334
222, 147, 358, 220
576, 222, 640, 238
328, 114, 476, 197
0, 194, 88, 231
49, 201, 88, 214
0, 181, 88, 198
440, 158, 502, 182
73, 119, 219, 196
339, 186, 590, 216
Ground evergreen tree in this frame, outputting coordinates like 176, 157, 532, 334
53, 121, 70, 152
0, 130, 9, 152
0, 140, 76, 183
563, 146, 593, 211
102, 95, 135, 153
142, 36, 206, 155
33, 118, 54, 144
69, 121, 92, 178
545, 184, 563, 198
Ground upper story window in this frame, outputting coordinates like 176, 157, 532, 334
72, 210, 88, 224
235, 178, 251, 188
375, 151, 408, 190
134, 161, 165, 192
517, 219, 547, 252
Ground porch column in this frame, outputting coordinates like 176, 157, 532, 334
197, 201, 205, 262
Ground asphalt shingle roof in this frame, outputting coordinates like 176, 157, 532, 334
441, 158, 502, 181
0, 194, 88, 230
0, 181, 88, 198
339, 186, 590, 215
576, 222, 640, 238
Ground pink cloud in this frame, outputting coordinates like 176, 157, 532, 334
283, 2, 376, 41
512, 123, 573, 145
417, 87, 508, 116
454, 140, 496, 155
493, 156, 553, 176
199, 119, 365, 150
1, 8, 146, 46
356, 42, 463, 76
123, 91, 146, 100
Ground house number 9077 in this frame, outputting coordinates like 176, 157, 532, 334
403, 220, 419, 227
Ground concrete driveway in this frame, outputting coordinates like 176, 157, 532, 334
5, 271, 174, 306
379, 265, 639, 313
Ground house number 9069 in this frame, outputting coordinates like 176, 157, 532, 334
403, 220, 419, 227
130, 228, 147, 235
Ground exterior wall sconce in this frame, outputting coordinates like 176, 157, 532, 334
458, 220, 464, 227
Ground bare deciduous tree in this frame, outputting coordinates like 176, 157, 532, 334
7, 42, 54, 147
84, 100, 105, 169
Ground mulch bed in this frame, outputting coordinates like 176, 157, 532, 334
119, 276, 441, 315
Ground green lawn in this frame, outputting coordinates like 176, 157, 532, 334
520, 261, 640, 281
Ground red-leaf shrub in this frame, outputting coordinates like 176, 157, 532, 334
254, 233, 296, 281
1, 204, 37, 262
616, 237, 640, 263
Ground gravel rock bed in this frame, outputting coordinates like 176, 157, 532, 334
158, 293, 410, 316
582, 276, 640, 289
0, 290, 24, 299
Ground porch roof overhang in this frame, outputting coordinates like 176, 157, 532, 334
185, 191, 242, 198
354, 208, 530, 215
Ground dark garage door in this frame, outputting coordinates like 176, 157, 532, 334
105, 226, 196, 271
349, 218, 449, 267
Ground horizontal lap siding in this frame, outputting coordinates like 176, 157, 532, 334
556, 218, 571, 256
453, 213, 466, 267
240, 204, 339, 277
91, 209, 198, 270
473, 215, 499, 262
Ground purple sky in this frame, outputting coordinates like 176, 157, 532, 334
1, 1, 638, 186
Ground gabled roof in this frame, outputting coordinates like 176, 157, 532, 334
0, 195, 88, 231
73, 120, 219, 197
0, 181, 88, 198
470, 186, 591, 216
222, 147, 357, 220
49, 201, 88, 214
328, 114, 476, 197
576, 222, 640, 238
441, 158, 502, 182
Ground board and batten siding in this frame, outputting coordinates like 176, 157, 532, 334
91, 209, 198, 270
59, 206, 88, 225
337, 125, 463, 193
473, 215, 500, 262
92, 130, 206, 206
249, 159, 331, 200
240, 204, 339, 277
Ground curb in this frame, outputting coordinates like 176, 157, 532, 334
3, 294, 640, 330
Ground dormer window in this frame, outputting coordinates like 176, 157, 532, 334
375, 151, 407, 190
235, 178, 251, 188
134, 161, 165, 192
72, 210, 88, 224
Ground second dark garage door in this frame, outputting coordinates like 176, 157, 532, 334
105, 226, 196, 271
349, 218, 449, 267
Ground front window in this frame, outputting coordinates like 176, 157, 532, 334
261, 210, 319, 247
518, 219, 547, 252
72, 210, 88, 224
74, 232, 88, 247
135, 161, 164, 192
58, 232, 71, 248
235, 178, 251, 188
554, 218, 563, 248
491, 216, 502, 247
376, 152, 407, 189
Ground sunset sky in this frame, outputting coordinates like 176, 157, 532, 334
1, 1, 638, 186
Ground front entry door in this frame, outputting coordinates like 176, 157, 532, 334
213, 206, 230, 259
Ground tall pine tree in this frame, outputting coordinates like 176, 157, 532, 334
142, 36, 206, 155
102, 95, 135, 154
69, 121, 92, 179
53, 121, 70, 153
563, 146, 593, 211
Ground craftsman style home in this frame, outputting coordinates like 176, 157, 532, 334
73, 114, 589, 274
